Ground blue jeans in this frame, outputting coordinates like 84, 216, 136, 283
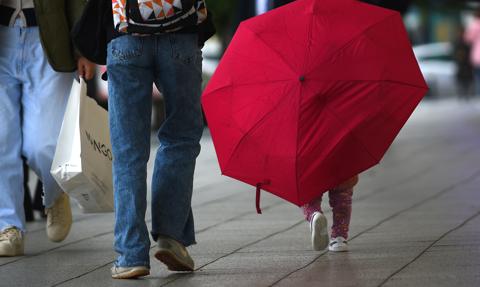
0, 21, 73, 231
107, 33, 203, 267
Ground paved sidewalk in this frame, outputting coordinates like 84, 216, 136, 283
1, 99, 480, 287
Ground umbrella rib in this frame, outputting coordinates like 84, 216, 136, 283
228, 48, 296, 80
223, 83, 295, 174
301, 6, 314, 77
306, 13, 400, 76
295, 10, 315, 205
295, 81, 304, 205
203, 79, 294, 97
376, 80, 428, 91
323, 105, 380, 163
241, 24, 298, 76
306, 79, 429, 91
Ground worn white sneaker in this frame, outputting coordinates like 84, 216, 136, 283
310, 212, 329, 251
155, 235, 194, 272
329, 236, 349, 252
0, 227, 24, 257
45, 192, 72, 242
111, 265, 150, 279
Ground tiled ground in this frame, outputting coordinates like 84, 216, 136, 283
1, 99, 480, 287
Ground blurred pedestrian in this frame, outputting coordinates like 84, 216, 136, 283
234, 0, 274, 31
464, 8, 480, 96
104, 0, 214, 279
22, 159, 34, 222
454, 27, 473, 99
23, 159, 46, 222
0, 0, 95, 257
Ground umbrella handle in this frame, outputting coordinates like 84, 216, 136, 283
255, 180, 271, 214
256, 184, 262, 214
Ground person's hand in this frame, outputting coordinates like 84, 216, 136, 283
77, 57, 96, 80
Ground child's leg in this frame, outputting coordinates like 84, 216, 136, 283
328, 187, 353, 239
302, 195, 329, 251
301, 196, 323, 222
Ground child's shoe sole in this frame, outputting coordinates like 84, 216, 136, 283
311, 212, 329, 251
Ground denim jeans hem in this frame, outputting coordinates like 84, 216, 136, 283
0, 224, 25, 233
114, 260, 151, 269
151, 232, 197, 247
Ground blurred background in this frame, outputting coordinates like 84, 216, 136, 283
78, 1, 480, 117
200, 0, 480, 100
91, 0, 480, 118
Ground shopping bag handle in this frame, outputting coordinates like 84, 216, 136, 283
74, 76, 86, 84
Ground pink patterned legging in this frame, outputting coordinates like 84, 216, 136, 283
301, 187, 353, 239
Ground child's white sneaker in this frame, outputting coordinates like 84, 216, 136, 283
329, 236, 348, 252
310, 212, 329, 251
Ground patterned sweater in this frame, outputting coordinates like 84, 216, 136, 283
111, 0, 208, 34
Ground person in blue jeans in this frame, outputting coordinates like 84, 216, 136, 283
0, 0, 95, 257
106, 1, 214, 279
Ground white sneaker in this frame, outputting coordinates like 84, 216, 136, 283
310, 212, 329, 251
329, 236, 348, 252
0, 227, 24, 257
45, 192, 72, 242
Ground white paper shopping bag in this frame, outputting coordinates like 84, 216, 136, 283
51, 78, 114, 213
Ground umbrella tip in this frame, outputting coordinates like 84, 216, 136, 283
299, 75, 306, 82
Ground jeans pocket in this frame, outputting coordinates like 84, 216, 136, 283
168, 33, 199, 66
110, 35, 144, 62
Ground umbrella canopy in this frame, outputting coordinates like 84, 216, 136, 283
202, 0, 428, 211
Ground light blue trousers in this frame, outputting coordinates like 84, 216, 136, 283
0, 21, 74, 231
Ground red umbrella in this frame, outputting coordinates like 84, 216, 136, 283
202, 0, 427, 213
